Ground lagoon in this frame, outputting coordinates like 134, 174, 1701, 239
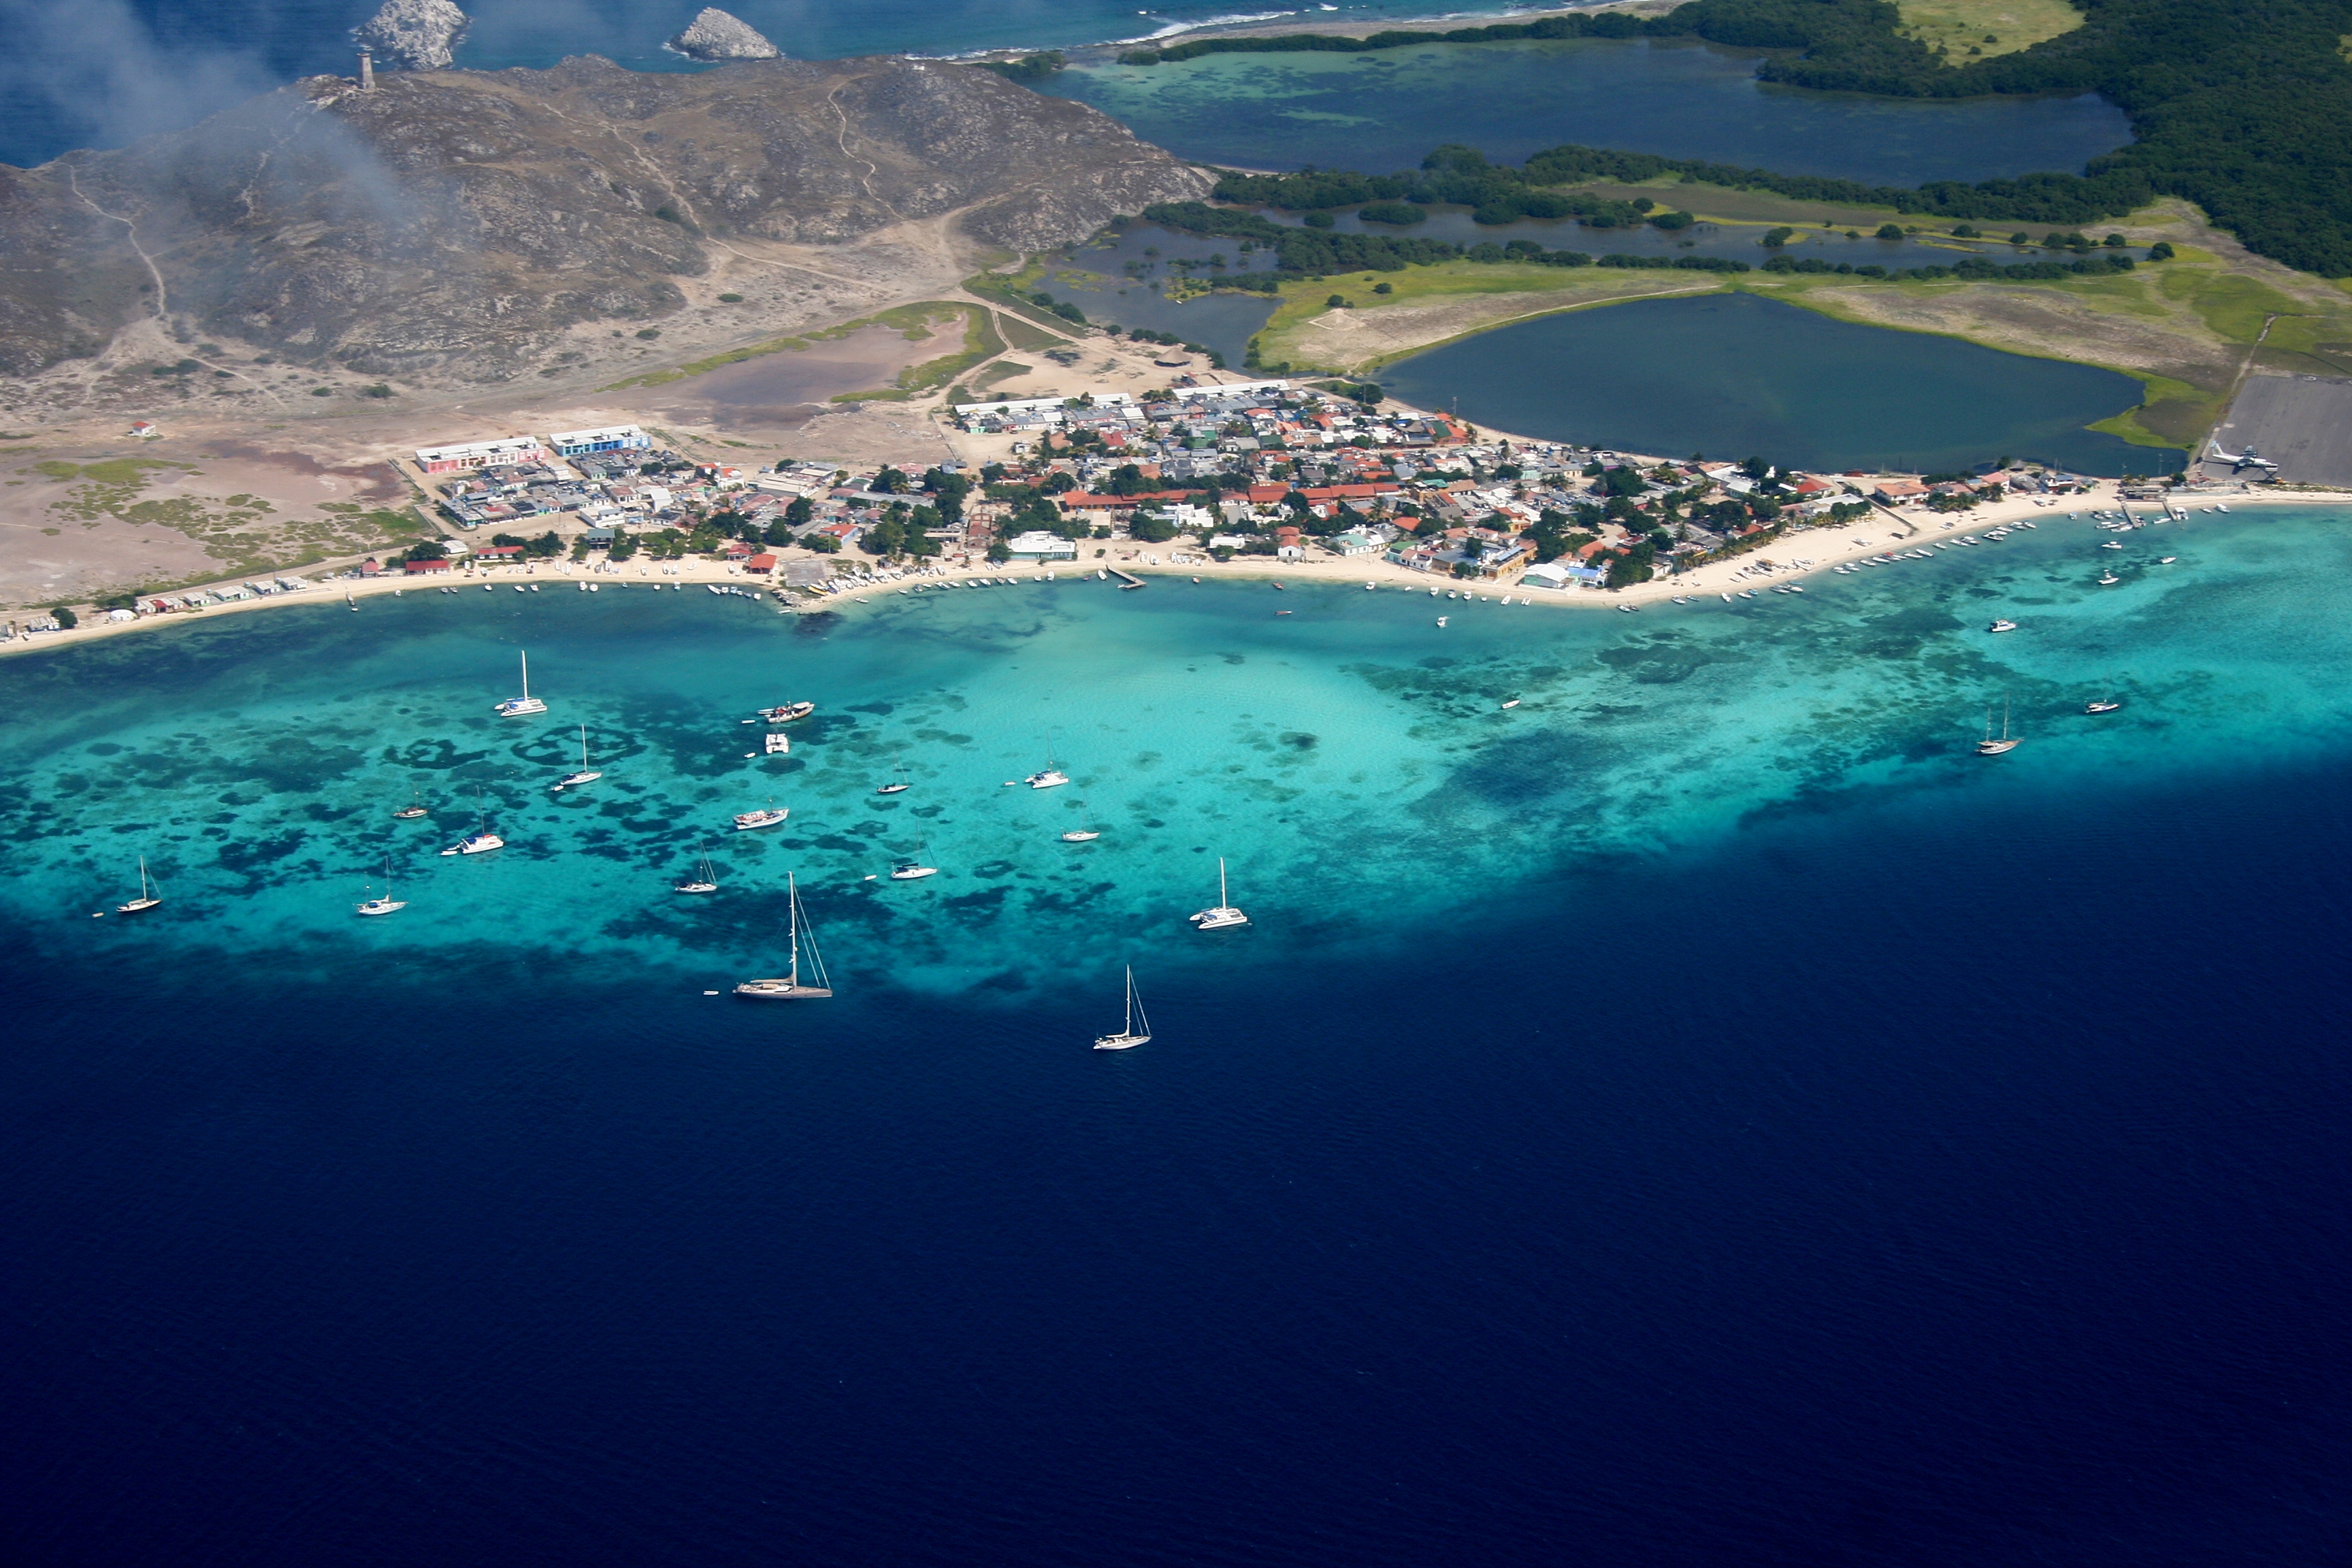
1381, 291, 2180, 475
1041, 38, 2134, 184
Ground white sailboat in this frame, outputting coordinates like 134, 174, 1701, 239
734, 798, 789, 831
734, 873, 833, 1000
1092, 965, 1152, 1050
889, 855, 938, 881
116, 855, 162, 914
875, 761, 911, 796
1190, 856, 1249, 930
356, 855, 407, 916
393, 787, 428, 820
442, 798, 504, 855
675, 844, 719, 895
1976, 697, 2021, 756
494, 650, 546, 717
553, 723, 602, 790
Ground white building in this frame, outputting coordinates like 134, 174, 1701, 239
1005, 531, 1078, 561
414, 436, 546, 474
547, 425, 653, 457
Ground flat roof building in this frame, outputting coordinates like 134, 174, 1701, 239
414, 436, 546, 474
548, 425, 653, 457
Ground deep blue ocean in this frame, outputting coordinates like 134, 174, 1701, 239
5, 517, 2352, 1563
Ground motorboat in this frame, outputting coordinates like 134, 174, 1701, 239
1190, 857, 1249, 930
2097, 570, 2121, 585
2159, 555, 2178, 564
1501, 698, 1520, 709
734, 874, 832, 1000
1435, 616, 1448, 627
444, 830, 504, 856
755, 702, 815, 723
494, 649, 547, 717
1987, 619, 2018, 633
734, 804, 789, 831
1092, 966, 1153, 1051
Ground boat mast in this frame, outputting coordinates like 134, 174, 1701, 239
1124, 964, 1135, 1035
787, 872, 800, 987
520, 650, 530, 701
1218, 857, 1228, 908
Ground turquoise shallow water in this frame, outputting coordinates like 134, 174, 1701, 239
4, 510, 2346, 995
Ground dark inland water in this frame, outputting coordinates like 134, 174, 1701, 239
1382, 291, 2181, 475
1041, 38, 2133, 183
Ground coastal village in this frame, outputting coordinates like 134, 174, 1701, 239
6, 376, 2187, 643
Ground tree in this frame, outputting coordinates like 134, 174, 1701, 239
763, 517, 797, 547
784, 495, 814, 526
1875, 223, 1904, 240
1326, 294, 1350, 308
1129, 512, 1178, 543
51, 605, 77, 629
806, 532, 840, 554
403, 539, 446, 562
608, 528, 638, 561
986, 538, 1012, 564
873, 467, 911, 494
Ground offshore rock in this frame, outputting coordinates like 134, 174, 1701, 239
0, 55, 1211, 380
668, 8, 783, 63
355, 0, 470, 73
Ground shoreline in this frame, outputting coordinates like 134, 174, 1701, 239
5, 487, 2325, 659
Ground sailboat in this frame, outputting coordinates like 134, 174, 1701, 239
393, 787, 428, 820
889, 853, 938, 881
116, 855, 162, 914
1025, 742, 1069, 789
356, 855, 406, 916
2085, 694, 2123, 715
734, 873, 833, 999
675, 844, 719, 895
494, 650, 546, 717
876, 761, 911, 796
1976, 697, 2021, 756
442, 796, 504, 855
1190, 856, 1249, 930
1093, 966, 1152, 1050
733, 798, 789, 831
553, 723, 602, 790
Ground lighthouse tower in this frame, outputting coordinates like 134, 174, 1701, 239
357, 45, 375, 91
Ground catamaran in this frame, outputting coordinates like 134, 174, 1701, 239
356, 855, 407, 916
494, 650, 546, 717
1976, 698, 2021, 756
676, 844, 719, 894
734, 873, 832, 1000
1190, 857, 1249, 930
553, 723, 602, 790
116, 855, 162, 914
1025, 745, 1069, 789
1092, 966, 1152, 1050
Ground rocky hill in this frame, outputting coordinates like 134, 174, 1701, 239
0, 54, 1208, 384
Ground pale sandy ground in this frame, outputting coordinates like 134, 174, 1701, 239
2, 480, 2309, 660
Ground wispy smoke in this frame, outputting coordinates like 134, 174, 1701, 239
0, 0, 293, 165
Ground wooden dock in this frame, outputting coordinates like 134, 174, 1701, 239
1109, 568, 1145, 590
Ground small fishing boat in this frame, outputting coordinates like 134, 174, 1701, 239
2097, 570, 2121, 585
1501, 698, 1520, 710
494, 650, 546, 717
734, 873, 832, 1000
116, 855, 162, 914
553, 723, 602, 790
2101, 540, 2124, 551
755, 702, 815, 723
2159, 555, 2177, 564
1435, 615, 1448, 627
1190, 857, 1248, 931
734, 802, 789, 831
355, 855, 406, 916
1093, 966, 1153, 1051
675, 845, 719, 894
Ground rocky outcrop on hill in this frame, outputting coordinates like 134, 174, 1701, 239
0, 55, 1209, 383
668, 8, 782, 62
355, 0, 470, 71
